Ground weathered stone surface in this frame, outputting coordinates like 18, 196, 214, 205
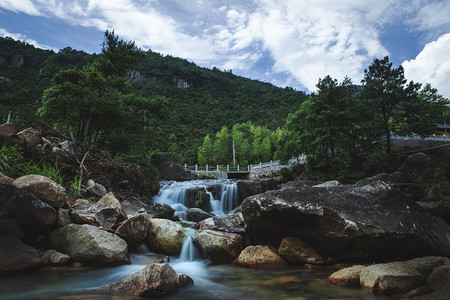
405, 256, 450, 277
178, 273, 194, 288
101, 263, 180, 297
278, 236, 324, 265
0, 234, 42, 273
185, 208, 212, 222
0, 172, 13, 185
146, 218, 185, 255
261, 276, 303, 289
97, 192, 127, 221
70, 203, 120, 229
16, 127, 42, 146
115, 213, 151, 245
401, 152, 437, 184
0, 123, 16, 138
360, 262, 425, 295
0, 218, 24, 239
48, 224, 130, 265
355, 172, 407, 186
258, 178, 279, 192
241, 181, 450, 261
314, 180, 341, 188
237, 245, 289, 268
328, 265, 366, 287
199, 213, 245, 234
41, 249, 71, 265
121, 196, 146, 217
57, 208, 72, 227
12, 174, 68, 208
86, 182, 107, 197
237, 180, 263, 202
121, 197, 177, 220
426, 265, 450, 298
193, 229, 244, 264
0, 184, 57, 231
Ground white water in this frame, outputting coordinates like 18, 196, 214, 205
178, 227, 201, 262
152, 180, 239, 218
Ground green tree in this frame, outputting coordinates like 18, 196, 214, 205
197, 134, 213, 166
213, 126, 231, 165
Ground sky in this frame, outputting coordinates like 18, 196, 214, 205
1, 0, 449, 98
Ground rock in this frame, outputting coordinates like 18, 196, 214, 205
241, 182, 450, 261
101, 263, 181, 296
0, 218, 24, 239
193, 229, 244, 264
0, 172, 14, 185
185, 208, 212, 222
426, 265, 450, 296
41, 249, 71, 265
16, 127, 42, 146
146, 218, 185, 255
97, 192, 127, 221
115, 213, 151, 246
86, 182, 107, 197
355, 172, 407, 186
48, 224, 130, 265
70, 203, 120, 229
236, 245, 290, 268
258, 178, 279, 192
152, 155, 195, 181
360, 262, 425, 295
74, 199, 89, 204
57, 208, 72, 227
199, 213, 245, 234
185, 187, 211, 212
401, 152, 437, 184
178, 273, 194, 287
237, 180, 263, 202
405, 256, 450, 277
121, 197, 177, 220
0, 123, 16, 138
262, 276, 303, 290
121, 196, 146, 217
328, 265, 366, 287
12, 174, 68, 208
0, 234, 42, 273
313, 180, 341, 187
278, 236, 324, 265
0, 183, 57, 231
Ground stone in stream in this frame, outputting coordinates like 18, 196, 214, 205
146, 218, 185, 255
48, 224, 130, 265
193, 229, 244, 264
199, 213, 245, 234
278, 236, 324, 265
12, 174, 68, 208
426, 265, 450, 298
101, 263, 189, 297
185, 208, 212, 222
97, 192, 127, 221
115, 213, 151, 246
0, 234, 42, 273
121, 196, 177, 220
236, 245, 290, 268
328, 265, 367, 287
70, 203, 121, 229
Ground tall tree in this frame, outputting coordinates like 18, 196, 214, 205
213, 126, 231, 165
197, 134, 213, 166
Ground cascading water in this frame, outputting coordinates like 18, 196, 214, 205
178, 228, 201, 262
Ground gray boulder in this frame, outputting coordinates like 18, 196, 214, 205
185, 208, 212, 222
70, 203, 120, 229
121, 197, 177, 220
237, 180, 263, 202
0, 234, 42, 273
236, 245, 289, 268
241, 181, 450, 261
199, 213, 245, 234
48, 224, 130, 265
328, 265, 367, 287
278, 236, 324, 265
426, 265, 450, 298
101, 263, 182, 297
400, 152, 437, 184
193, 229, 244, 264
405, 256, 450, 277
0, 218, 24, 239
115, 213, 151, 246
57, 208, 72, 227
146, 218, 185, 255
97, 192, 127, 221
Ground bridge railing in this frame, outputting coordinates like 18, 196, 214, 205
184, 164, 250, 172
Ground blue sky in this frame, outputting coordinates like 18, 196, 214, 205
1, 0, 449, 98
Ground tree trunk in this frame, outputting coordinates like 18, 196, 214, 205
83, 114, 93, 144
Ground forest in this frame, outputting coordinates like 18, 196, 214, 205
1, 32, 449, 183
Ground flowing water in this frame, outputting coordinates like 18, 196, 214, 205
0, 180, 388, 299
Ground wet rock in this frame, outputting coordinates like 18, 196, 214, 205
12, 174, 68, 208
405, 256, 450, 277
0, 184, 57, 231
185, 187, 211, 212
258, 178, 279, 192
101, 263, 181, 297
17, 127, 42, 146
178, 273, 194, 288
146, 218, 185, 255
262, 276, 303, 290
121, 196, 146, 217
241, 182, 450, 261
360, 262, 425, 295
0, 172, 13, 185
41, 249, 71, 265
237, 245, 289, 268
193, 229, 244, 264
426, 265, 450, 297
48, 224, 130, 265
185, 208, 212, 222
328, 265, 366, 287
121, 197, 177, 220
278, 236, 324, 265
57, 208, 72, 227
0, 234, 42, 273
0, 218, 24, 239
70, 203, 120, 229
115, 213, 151, 246
237, 180, 263, 202
97, 192, 127, 221
199, 213, 245, 234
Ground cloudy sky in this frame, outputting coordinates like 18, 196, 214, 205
1, 0, 449, 98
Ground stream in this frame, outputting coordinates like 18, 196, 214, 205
0, 180, 387, 299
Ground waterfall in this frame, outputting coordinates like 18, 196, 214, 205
178, 228, 201, 262
219, 184, 239, 214
152, 182, 188, 219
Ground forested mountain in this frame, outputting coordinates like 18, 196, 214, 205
0, 36, 306, 163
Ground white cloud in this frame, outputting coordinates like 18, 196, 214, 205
0, 28, 58, 51
0, 0, 41, 15
403, 33, 450, 99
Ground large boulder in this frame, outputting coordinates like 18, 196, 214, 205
0, 184, 57, 231
328, 265, 367, 287
193, 229, 244, 264
70, 203, 120, 229
121, 197, 177, 220
12, 174, 68, 208
360, 262, 425, 295
185, 208, 212, 222
199, 213, 245, 234
48, 224, 130, 265
237, 180, 263, 202
0, 234, 42, 273
101, 263, 181, 297
16, 127, 42, 146
278, 236, 324, 265
405, 256, 450, 277
400, 152, 437, 184
241, 182, 450, 261
146, 218, 185, 255
0, 218, 24, 239
236, 245, 289, 268
97, 192, 127, 221
0, 172, 13, 185
115, 213, 151, 246
426, 265, 450, 298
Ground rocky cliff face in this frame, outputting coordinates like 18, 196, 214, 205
0, 55, 24, 68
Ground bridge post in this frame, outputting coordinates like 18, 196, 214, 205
249, 164, 252, 171
237, 165, 240, 171
259, 162, 262, 168
195, 164, 198, 171
227, 165, 229, 172
217, 165, 219, 171
206, 164, 208, 175
270, 160, 273, 170
184, 163, 187, 171
248, 165, 250, 171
